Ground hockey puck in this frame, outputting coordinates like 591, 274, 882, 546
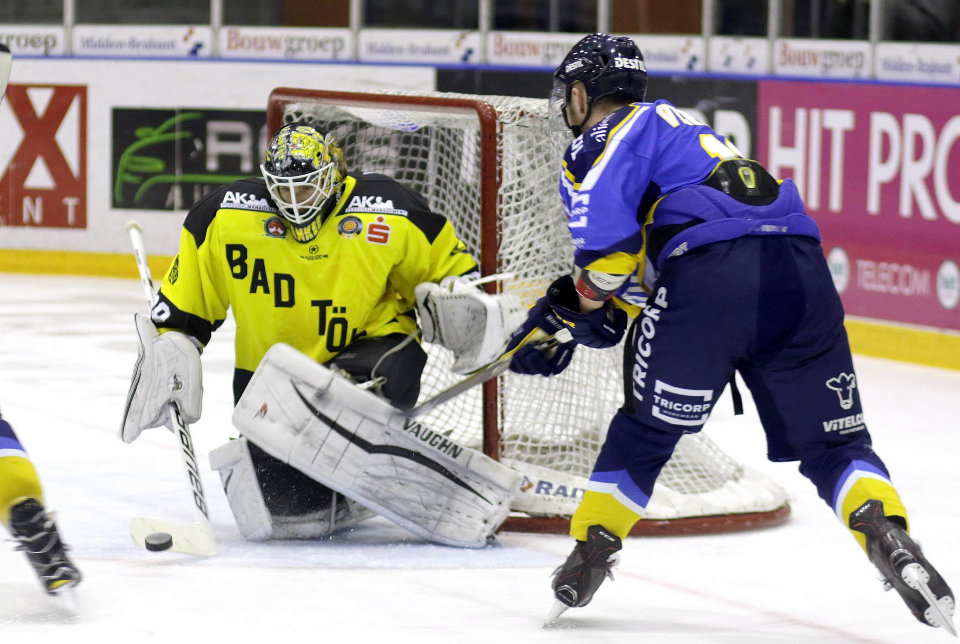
144, 532, 173, 552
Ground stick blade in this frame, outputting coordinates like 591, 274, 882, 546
129, 517, 217, 556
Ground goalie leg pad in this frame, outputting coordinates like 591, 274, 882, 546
209, 436, 373, 540
209, 437, 273, 540
232, 343, 522, 548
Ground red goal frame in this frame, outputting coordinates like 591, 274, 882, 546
266, 88, 791, 537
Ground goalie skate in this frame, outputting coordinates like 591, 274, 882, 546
9, 498, 82, 596
850, 499, 956, 635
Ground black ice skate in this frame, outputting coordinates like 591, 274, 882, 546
545, 525, 622, 623
850, 499, 955, 635
9, 498, 82, 595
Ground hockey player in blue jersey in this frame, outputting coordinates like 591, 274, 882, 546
0, 412, 82, 595
0, 43, 82, 597
507, 33, 955, 632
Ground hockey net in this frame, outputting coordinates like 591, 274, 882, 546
267, 88, 790, 535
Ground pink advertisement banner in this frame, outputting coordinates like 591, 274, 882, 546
757, 80, 960, 331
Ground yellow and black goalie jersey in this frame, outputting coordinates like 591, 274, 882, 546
153, 172, 478, 394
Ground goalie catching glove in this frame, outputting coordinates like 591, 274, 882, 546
120, 313, 203, 443
415, 274, 526, 374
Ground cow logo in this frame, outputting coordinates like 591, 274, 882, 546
826, 373, 857, 410
264, 216, 287, 238
337, 215, 363, 238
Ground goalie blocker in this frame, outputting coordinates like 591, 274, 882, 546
230, 343, 522, 548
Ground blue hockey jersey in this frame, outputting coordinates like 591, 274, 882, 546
558, 99, 821, 309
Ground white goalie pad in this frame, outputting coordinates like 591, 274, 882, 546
120, 313, 203, 443
208, 436, 374, 541
415, 276, 526, 374
232, 343, 522, 548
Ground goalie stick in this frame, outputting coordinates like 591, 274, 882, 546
0, 44, 11, 100
405, 327, 573, 419
126, 220, 216, 556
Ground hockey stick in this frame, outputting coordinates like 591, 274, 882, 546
126, 220, 216, 556
405, 327, 573, 419
0, 44, 11, 100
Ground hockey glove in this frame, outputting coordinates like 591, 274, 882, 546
509, 340, 576, 376
546, 275, 628, 349
505, 291, 576, 377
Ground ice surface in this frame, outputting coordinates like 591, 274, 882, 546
0, 273, 957, 643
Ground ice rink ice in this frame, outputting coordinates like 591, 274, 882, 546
0, 272, 957, 643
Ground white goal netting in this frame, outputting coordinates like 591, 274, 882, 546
269, 88, 789, 533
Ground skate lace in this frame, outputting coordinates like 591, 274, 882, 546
11, 512, 73, 576
551, 551, 620, 582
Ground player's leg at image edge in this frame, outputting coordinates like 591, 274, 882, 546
850, 499, 956, 635
7, 498, 83, 596
1, 420, 82, 597
544, 451, 956, 634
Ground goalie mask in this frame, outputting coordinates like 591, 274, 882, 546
550, 33, 647, 136
261, 124, 347, 243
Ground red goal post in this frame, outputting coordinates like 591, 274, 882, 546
266, 87, 790, 536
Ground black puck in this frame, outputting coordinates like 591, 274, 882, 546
145, 532, 174, 551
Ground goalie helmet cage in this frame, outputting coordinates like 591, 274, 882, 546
266, 87, 790, 536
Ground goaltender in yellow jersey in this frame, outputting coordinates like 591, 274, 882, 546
154, 167, 477, 402
121, 123, 494, 543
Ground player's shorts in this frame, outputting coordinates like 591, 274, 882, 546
622, 234, 870, 462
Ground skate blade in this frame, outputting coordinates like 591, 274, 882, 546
50, 584, 80, 614
902, 563, 957, 636
543, 600, 569, 627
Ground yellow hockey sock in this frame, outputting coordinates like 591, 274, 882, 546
0, 456, 44, 526
838, 477, 907, 552
569, 490, 642, 541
